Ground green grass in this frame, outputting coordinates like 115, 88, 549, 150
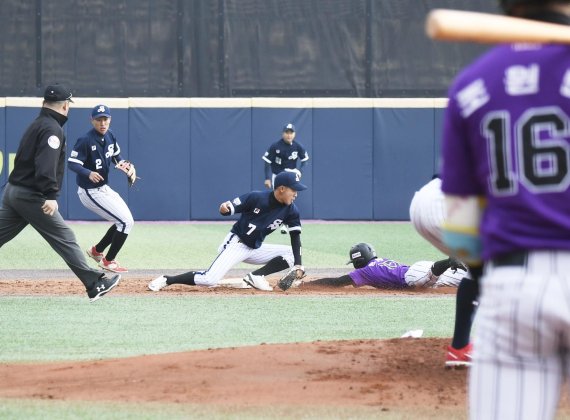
0, 398, 465, 420
0, 295, 454, 362
0, 222, 458, 419
0, 221, 446, 269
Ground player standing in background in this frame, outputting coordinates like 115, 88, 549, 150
441, 1, 570, 418
148, 171, 307, 292
68, 105, 135, 274
296, 242, 466, 290
263, 123, 309, 233
410, 176, 480, 368
0, 85, 120, 302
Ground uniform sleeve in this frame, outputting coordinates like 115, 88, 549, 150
440, 86, 482, 196
262, 143, 275, 164
226, 192, 253, 215
285, 205, 302, 233
298, 143, 309, 162
68, 137, 92, 178
34, 129, 64, 199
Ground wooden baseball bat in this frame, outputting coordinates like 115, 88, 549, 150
426, 9, 570, 44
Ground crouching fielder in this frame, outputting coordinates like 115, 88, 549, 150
148, 171, 307, 292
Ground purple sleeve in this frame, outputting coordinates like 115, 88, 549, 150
441, 92, 482, 196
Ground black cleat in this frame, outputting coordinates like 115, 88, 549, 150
88, 274, 121, 302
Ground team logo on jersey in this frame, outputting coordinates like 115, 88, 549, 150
268, 219, 283, 230
276, 149, 280, 154
70, 150, 78, 158
289, 151, 298, 160
254, 208, 260, 214
105, 144, 115, 158
47, 135, 60, 149
233, 197, 242, 206
504, 63, 539, 96
91, 145, 97, 151
375, 258, 399, 269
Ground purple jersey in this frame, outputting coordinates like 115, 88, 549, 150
441, 43, 570, 260
348, 258, 409, 289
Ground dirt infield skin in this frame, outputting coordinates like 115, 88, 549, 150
1, 277, 569, 417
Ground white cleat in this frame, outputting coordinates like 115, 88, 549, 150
243, 273, 273, 291
148, 275, 168, 291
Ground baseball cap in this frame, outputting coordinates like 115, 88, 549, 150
274, 171, 307, 191
283, 123, 295, 132
44, 84, 74, 103
91, 104, 112, 119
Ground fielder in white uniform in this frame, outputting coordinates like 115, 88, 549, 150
410, 176, 479, 368
148, 171, 307, 292
68, 105, 134, 273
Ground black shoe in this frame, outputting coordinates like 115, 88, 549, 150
88, 274, 121, 302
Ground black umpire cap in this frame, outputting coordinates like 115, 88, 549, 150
44, 84, 74, 103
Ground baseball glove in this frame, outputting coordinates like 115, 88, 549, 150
115, 160, 137, 187
449, 257, 468, 273
277, 265, 306, 291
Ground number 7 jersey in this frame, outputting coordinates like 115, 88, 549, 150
226, 190, 302, 249
441, 43, 570, 260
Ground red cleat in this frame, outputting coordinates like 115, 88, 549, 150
86, 246, 105, 263
99, 257, 128, 273
445, 343, 473, 368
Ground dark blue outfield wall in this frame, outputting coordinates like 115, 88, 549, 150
0, 98, 447, 221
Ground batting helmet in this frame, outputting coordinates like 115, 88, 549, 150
346, 243, 377, 269
500, 0, 570, 14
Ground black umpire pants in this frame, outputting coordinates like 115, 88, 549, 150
0, 183, 103, 290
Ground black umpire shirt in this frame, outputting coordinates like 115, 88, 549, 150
9, 108, 68, 200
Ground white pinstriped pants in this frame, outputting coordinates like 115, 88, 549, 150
194, 232, 294, 287
470, 250, 570, 420
409, 177, 448, 255
77, 185, 134, 234
404, 260, 464, 288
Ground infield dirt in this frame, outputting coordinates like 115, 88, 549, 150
1, 278, 569, 418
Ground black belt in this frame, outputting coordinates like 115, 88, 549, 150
491, 251, 527, 267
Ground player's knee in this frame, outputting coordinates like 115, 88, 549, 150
195, 272, 219, 287
117, 216, 134, 234
282, 252, 294, 268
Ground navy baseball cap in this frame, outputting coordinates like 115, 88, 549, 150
44, 84, 74, 103
274, 171, 307, 191
283, 123, 295, 132
91, 104, 112, 119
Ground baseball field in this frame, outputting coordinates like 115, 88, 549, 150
1, 221, 568, 419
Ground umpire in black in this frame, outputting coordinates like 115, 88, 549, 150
0, 84, 120, 301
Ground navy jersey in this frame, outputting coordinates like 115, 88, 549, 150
442, 42, 570, 259
68, 128, 123, 189
226, 190, 302, 249
262, 139, 309, 175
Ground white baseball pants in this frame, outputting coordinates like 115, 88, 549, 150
194, 232, 294, 287
470, 250, 570, 420
77, 185, 134, 234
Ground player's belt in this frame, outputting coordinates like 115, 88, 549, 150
491, 251, 527, 267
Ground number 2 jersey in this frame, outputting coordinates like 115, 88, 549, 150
441, 41, 570, 260
68, 128, 123, 189
226, 190, 302, 249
